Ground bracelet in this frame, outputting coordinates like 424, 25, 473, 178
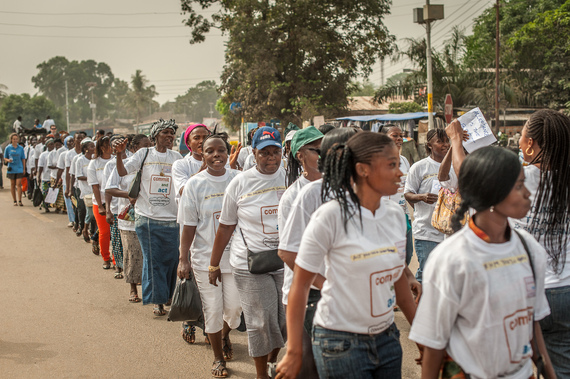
208, 265, 220, 272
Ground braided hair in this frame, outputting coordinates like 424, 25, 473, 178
202, 130, 231, 155
425, 128, 448, 156
451, 146, 521, 232
524, 109, 570, 272
322, 132, 395, 230
286, 150, 303, 188
95, 136, 110, 158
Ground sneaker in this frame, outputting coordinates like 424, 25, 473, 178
267, 362, 277, 379
67, 222, 74, 228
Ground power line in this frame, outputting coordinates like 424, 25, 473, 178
0, 32, 222, 39
0, 10, 184, 16
153, 77, 219, 82
0, 21, 185, 29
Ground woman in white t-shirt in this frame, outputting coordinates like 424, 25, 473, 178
37, 139, 55, 212
383, 125, 413, 264
88, 136, 114, 267
106, 134, 151, 303
410, 146, 555, 379
172, 124, 210, 199
210, 126, 287, 379
404, 128, 449, 283
514, 109, 570, 377
277, 132, 418, 379
178, 134, 242, 378
114, 119, 183, 316
75, 139, 97, 243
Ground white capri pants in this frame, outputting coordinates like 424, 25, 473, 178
194, 269, 242, 334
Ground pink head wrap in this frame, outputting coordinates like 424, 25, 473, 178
183, 124, 210, 151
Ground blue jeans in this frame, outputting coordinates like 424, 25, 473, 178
405, 215, 413, 266
135, 215, 179, 305
312, 324, 402, 379
540, 285, 570, 378
414, 239, 439, 283
63, 185, 75, 223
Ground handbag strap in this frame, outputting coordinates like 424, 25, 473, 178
240, 228, 249, 249
513, 229, 544, 378
140, 148, 150, 170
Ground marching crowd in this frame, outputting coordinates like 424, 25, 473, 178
2, 109, 569, 379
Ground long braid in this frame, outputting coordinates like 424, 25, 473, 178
451, 199, 470, 233
526, 110, 570, 273
286, 150, 302, 188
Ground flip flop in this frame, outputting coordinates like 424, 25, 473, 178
129, 294, 141, 303
102, 261, 111, 270
114, 272, 124, 279
153, 305, 167, 316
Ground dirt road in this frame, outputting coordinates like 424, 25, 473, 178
0, 185, 421, 378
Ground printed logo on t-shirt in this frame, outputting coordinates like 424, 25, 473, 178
351, 246, 397, 262
430, 180, 441, 194
369, 265, 403, 318
260, 205, 279, 234
503, 307, 534, 363
150, 175, 172, 197
262, 237, 279, 249
524, 276, 536, 298
484, 254, 528, 270
162, 165, 172, 174
395, 240, 406, 261
213, 211, 221, 235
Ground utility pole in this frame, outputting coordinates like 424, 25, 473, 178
413, 2, 444, 130
209, 102, 214, 120
494, 0, 500, 134
65, 80, 70, 133
380, 58, 385, 87
86, 82, 97, 137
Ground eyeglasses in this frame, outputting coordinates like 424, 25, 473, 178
257, 149, 282, 158
305, 148, 321, 155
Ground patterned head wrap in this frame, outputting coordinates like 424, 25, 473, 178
64, 136, 73, 148
183, 124, 210, 151
150, 118, 178, 142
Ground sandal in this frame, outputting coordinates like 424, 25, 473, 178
181, 323, 196, 344
83, 229, 90, 243
129, 293, 141, 303
13, 201, 17, 206
222, 337, 233, 361
153, 305, 167, 316
114, 271, 124, 279
211, 360, 228, 378
18, 201, 23, 206
102, 261, 111, 270
93, 242, 100, 256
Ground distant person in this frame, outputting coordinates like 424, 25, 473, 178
4, 133, 26, 206
13, 116, 24, 134
95, 129, 105, 141
33, 119, 42, 129
49, 124, 59, 139
43, 116, 55, 131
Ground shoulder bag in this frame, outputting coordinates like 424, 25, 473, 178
431, 187, 468, 235
128, 148, 150, 199
241, 229, 283, 274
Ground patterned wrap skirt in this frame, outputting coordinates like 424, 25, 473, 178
110, 214, 124, 269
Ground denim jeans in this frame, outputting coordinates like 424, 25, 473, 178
405, 215, 413, 266
414, 239, 439, 283
312, 323, 402, 379
540, 285, 570, 379
63, 184, 75, 223
135, 215, 179, 305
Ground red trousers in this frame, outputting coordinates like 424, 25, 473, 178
93, 204, 114, 264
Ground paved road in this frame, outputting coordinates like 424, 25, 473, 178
0, 185, 421, 378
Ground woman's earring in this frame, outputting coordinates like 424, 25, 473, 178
525, 146, 534, 156
489, 206, 494, 213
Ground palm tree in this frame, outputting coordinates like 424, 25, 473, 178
129, 70, 158, 124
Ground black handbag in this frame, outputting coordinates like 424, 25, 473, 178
127, 148, 150, 199
240, 229, 283, 274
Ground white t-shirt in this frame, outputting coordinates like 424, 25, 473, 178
409, 226, 550, 379
172, 154, 203, 202
87, 157, 111, 206
219, 167, 286, 270
105, 157, 136, 231
48, 149, 60, 179
70, 154, 81, 187
42, 119, 55, 131
242, 153, 256, 171
237, 146, 252, 169
38, 151, 52, 182
386, 155, 411, 215
102, 159, 119, 214
512, 164, 570, 289
296, 198, 407, 335
56, 146, 68, 171
278, 175, 311, 305
123, 147, 183, 221
404, 157, 445, 242
75, 155, 93, 199
34, 143, 44, 165
179, 169, 240, 273
24, 145, 34, 175
65, 149, 78, 170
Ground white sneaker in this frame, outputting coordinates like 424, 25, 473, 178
67, 222, 74, 228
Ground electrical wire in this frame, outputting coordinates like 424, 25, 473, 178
0, 21, 185, 29
0, 32, 222, 39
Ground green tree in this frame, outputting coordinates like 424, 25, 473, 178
128, 70, 158, 124
388, 102, 423, 114
180, 0, 395, 125
165, 80, 221, 123
0, 94, 62, 140
350, 81, 378, 97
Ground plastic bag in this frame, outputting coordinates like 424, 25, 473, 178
32, 187, 43, 207
167, 274, 205, 323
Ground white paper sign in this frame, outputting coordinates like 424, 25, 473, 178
45, 188, 59, 204
458, 107, 497, 153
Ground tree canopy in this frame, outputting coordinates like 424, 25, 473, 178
181, 0, 395, 125
0, 94, 62, 140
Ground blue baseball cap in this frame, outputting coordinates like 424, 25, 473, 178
252, 127, 282, 150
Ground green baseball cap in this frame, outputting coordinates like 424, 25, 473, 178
290, 126, 324, 158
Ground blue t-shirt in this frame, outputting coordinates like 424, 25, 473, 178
5, 144, 26, 174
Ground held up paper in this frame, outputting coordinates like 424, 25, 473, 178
458, 107, 497, 153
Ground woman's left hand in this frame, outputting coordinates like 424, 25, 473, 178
106, 211, 114, 225
275, 352, 302, 379
98, 204, 106, 215
229, 143, 242, 169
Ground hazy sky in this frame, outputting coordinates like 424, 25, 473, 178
0, 0, 493, 105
